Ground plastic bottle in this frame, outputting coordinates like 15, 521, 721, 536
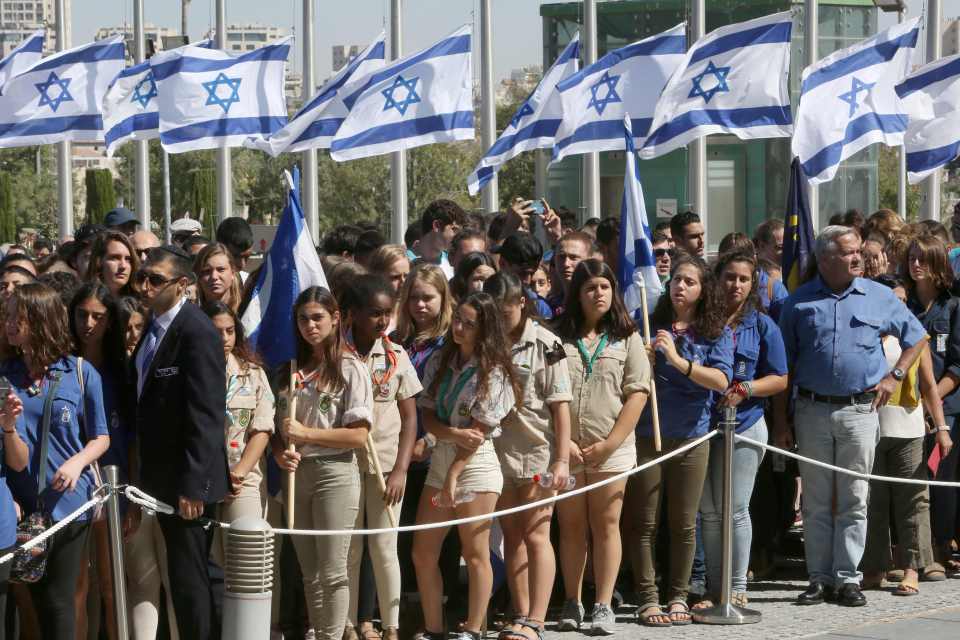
532, 472, 576, 489
431, 489, 476, 508
228, 440, 242, 467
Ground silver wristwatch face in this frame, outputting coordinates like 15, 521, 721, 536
892, 368, 905, 381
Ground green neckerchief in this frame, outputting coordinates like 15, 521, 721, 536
436, 365, 478, 423
576, 333, 608, 378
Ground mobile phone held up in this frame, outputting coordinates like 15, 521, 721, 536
529, 200, 545, 216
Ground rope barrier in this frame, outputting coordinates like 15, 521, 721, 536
735, 435, 960, 488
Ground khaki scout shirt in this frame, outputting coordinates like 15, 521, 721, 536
356, 337, 423, 473
418, 354, 515, 433
563, 331, 650, 449
224, 354, 275, 485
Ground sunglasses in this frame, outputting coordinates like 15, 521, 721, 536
135, 270, 178, 288
654, 248, 672, 258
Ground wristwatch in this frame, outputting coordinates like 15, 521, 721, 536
891, 367, 905, 382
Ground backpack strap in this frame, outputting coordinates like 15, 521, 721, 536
36, 373, 63, 498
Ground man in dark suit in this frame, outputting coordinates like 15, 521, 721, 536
132, 245, 228, 640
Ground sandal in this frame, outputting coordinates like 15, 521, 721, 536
360, 626, 382, 640
666, 601, 692, 626
923, 563, 947, 582
497, 616, 528, 640
637, 604, 671, 628
516, 619, 544, 640
892, 580, 919, 596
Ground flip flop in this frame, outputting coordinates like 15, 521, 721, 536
892, 581, 919, 596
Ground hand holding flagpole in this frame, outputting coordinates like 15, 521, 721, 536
637, 272, 662, 452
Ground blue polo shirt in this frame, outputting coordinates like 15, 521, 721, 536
0, 443, 16, 547
98, 369, 132, 479
778, 276, 927, 396
637, 324, 734, 439
3, 356, 109, 523
758, 270, 788, 321
716, 310, 788, 433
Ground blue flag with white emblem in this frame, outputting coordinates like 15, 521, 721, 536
896, 54, 960, 184
330, 25, 473, 161
466, 34, 579, 195
248, 32, 386, 156
0, 35, 124, 148
0, 30, 43, 91
551, 24, 685, 164
792, 18, 919, 185
151, 36, 291, 154
641, 12, 792, 159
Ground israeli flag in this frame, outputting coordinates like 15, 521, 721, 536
641, 12, 793, 159
0, 36, 124, 148
248, 32, 386, 156
151, 36, 292, 154
619, 116, 662, 317
241, 166, 328, 368
0, 30, 43, 91
330, 25, 473, 162
551, 24, 685, 164
466, 35, 580, 195
896, 54, 960, 184
792, 18, 919, 185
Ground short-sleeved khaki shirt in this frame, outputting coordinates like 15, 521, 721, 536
418, 354, 515, 434
224, 354, 276, 486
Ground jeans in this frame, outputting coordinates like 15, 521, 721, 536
795, 397, 879, 586
700, 418, 767, 594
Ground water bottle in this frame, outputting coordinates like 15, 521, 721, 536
228, 440, 242, 467
532, 472, 576, 489
431, 489, 476, 508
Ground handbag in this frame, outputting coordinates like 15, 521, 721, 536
10, 372, 63, 583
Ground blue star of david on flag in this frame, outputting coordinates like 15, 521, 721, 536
510, 101, 535, 129
587, 70, 621, 116
35, 71, 73, 112
688, 60, 731, 103
130, 71, 158, 109
203, 72, 242, 113
381, 75, 421, 116
838, 76, 875, 118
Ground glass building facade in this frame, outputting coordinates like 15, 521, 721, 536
540, 0, 879, 250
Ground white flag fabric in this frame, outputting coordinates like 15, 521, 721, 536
466, 34, 580, 195
0, 30, 43, 91
0, 36, 124, 148
792, 18, 919, 185
151, 36, 292, 154
641, 12, 793, 159
896, 54, 960, 184
330, 26, 473, 162
551, 25, 685, 164
247, 32, 386, 156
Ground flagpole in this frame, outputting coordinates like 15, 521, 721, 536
804, 0, 819, 228
215, 0, 233, 223
55, 0, 72, 240
897, 7, 907, 219
479, 0, 499, 213
689, 0, 707, 235
583, 0, 600, 224
921, 0, 942, 220
390, 0, 408, 243
302, 0, 319, 245
133, 0, 151, 230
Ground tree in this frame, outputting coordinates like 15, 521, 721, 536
492, 93, 536, 208
190, 168, 217, 236
85, 168, 115, 224
878, 146, 920, 220
0, 174, 14, 243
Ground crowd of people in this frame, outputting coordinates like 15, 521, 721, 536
0, 198, 955, 640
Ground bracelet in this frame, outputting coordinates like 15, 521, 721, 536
684, 359, 694, 378
936, 425, 951, 433
2, 429, 14, 435
742, 380, 754, 399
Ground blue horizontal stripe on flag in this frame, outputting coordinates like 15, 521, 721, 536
0, 113, 102, 138
553, 117, 652, 156
896, 56, 960, 98
0, 35, 42, 73
152, 42, 291, 80
330, 110, 474, 153
557, 35, 685, 93
485, 118, 561, 157
292, 117, 344, 144
472, 165, 496, 191
800, 112, 907, 179
906, 140, 960, 175
30, 42, 125, 72
296, 40, 387, 117
643, 105, 792, 148
343, 35, 471, 110
801, 27, 918, 95
556, 39, 580, 66
104, 112, 159, 147
117, 60, 150, 80
689, 20, 792, 65
161, 116, 287, 145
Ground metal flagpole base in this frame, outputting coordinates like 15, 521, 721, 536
692, 603, 761, 625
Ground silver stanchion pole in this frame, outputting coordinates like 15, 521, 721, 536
102, 465, 130, 640
693, 407, 761, 625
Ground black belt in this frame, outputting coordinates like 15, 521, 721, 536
797, 388, 875, 406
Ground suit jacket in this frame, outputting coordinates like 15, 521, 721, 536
132, 301, 229, 506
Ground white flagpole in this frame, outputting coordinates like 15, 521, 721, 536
921, 0, 942, 220
390, 0, 408, 244
302, 0, 319, 245
55, 0, 72, 240
134, 0, 151, 229
215, 0, 233, 223
583, 0, 600, 224
897, 7, 907, 219
479, 0, 498, 213
689, 0, 707, 233
804, 0, 819, 228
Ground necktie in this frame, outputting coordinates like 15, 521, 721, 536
138, 322, 162, 395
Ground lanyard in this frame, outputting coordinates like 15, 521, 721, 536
436, 365, 477, 423
225, 373, 243, 426
576, 333, 608, 378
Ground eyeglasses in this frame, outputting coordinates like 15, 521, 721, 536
453, 314, 478, 330
135, 270, 177, 289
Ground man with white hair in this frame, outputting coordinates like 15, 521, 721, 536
775, 225, 928, 608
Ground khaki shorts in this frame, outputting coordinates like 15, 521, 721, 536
495, 440, 552, 485
426, 440, 504, 496
570, 435, 636, 476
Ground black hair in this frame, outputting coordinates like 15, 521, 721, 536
874, 273, 906, 291
420, 199, 467, 235
596, 216, 620, 246
0, 253, 35, 271
450, 251, 497, 300
404, 221, 423, 247
202, 300, 261, 367
38, 270, 80, 308
322, 224, 363, 257
33, 238, 54, 254
487, 212, 508, 243
215, 217, 254, 257
0, 265, 36, 282
339, 273, 396, 315
354, 229, 386, 262
146, 245, 193, 280
670, 211, 701, 239
181, 235, 210, 253
483, 269, 537, 325
68, 282, 128, 380
553, 259, 637, 342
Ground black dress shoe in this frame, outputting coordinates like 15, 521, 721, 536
837, 583, 867, 607
797, 582, 833, 605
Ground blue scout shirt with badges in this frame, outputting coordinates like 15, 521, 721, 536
716, 310, 788, 433
3, 356, 109, 523
778, 276, 927, 396
637, 323, 734, 439
908, 291, 960, 415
